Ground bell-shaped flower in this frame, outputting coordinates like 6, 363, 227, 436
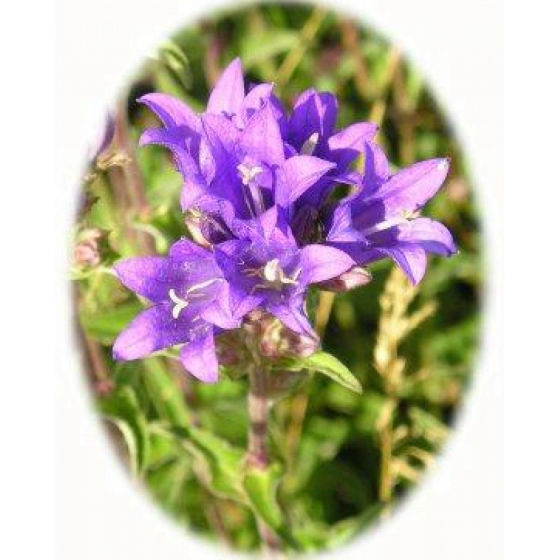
326, 142, 457, 284
214, 207, 355, 339
183, 102, 335, 242
112, 239, 240, 382
285, 88, 378, 204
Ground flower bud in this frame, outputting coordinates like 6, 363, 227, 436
74, 228, 104, 267
285, 331, 318, 358
251, 312, 319, 360
184, 212, 212, 249
94, 379, 115, 396
215, 331, 249, 368
317, 266, 372, 293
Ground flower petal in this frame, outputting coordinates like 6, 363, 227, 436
113, 303, 190, 361
258, 206, 279, 239
214, 240, 265, 318
139, 127, 208, 205
328, 122, 378, 169
114, 257, 185, 302
396, 218, 457, 256
266, 301, 317, 339
240, 103, 285, 165
179, 329, 219, 383
288, 89, 338, 151
199, 282, 240, 330
168, 238, 212, 261
326, 204, 367, 244
277, 155, 335, 207
138, 93, 200, 130
363, 142, 389, 189
242, 83, 273, 120
379, 245, 427, 285
378, 158, 450, 213
206, 58, 245, 122
200, 300, 239, 330
299, 244, 356, 284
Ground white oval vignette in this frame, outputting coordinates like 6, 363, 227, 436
56, 1, 503, 559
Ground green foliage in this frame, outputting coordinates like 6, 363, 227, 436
274, 351, 363, 394
99, 386, 150, 476
72, 2, 482, 554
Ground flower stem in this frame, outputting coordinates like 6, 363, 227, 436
247, 366, 269, 469
247, 366, 282, 555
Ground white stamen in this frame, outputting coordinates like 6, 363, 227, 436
301, 132, 320, 156
262, 259, 282, 282
237, 164, 263, 186
360, 210, 419, 237
186, 278, 220, 294
169, 288, 189, 319
249, 259, 300, 292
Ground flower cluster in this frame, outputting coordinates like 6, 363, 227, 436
113, 58, 456, 382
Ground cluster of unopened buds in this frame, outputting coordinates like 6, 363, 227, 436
112, 58, 456, 383
74, 227, 105, 268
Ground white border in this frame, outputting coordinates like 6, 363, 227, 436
55, 1, 503, 558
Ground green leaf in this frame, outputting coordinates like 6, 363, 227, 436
81, 301, 142, 343
140, 357, 192, 428
166, 424, 246, 501
325, 504, 384, 548
243, 463, 283, 530
243, 463, 300, 549
99, 386, 150, 476
274, 351, 363, 394
241, 30, 299, 68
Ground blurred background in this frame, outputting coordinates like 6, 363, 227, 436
72, 2, 482, 553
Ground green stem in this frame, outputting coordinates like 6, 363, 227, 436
247, 366, 281, 555
247, 366, 269, 469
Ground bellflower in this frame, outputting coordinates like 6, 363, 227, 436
282, 89, 377, 241
214, 207, 355, 339
136, 58, 284, 223
193, 104, 335, 232
137, 59, 377, 247
326, 142, 457, 284
112, 239, 239, 382
119, 57, 458, 383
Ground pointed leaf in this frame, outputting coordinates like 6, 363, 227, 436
273, 351, 363, 394
99, 386, 150, 476
243, 463, 283, 530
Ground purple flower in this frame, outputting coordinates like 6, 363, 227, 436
215, 208, 355, 339
112, 239, 239, 382
198, 105, 334, 225
284, 88, 377, 204
137, 59, 375, 247
118, 57, 459, 383
326, 142, 457, 284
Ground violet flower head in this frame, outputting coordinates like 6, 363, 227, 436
113, 239, 239, 382
136, 59, 374, 247
326, 142, 457, 284
115, 57, 458, 383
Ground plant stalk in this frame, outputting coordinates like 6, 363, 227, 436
247, 366, 281, 555
247, 366, 269, 469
